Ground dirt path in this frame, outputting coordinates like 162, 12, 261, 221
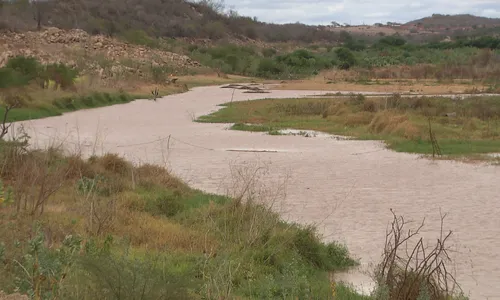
15, 85, 500, 299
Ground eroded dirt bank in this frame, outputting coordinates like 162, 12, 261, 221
14, 85, 500, 299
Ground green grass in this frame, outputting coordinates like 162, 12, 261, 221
388, 138, 500, 155
0, 147, 362, 299
1, 92, 131, 122
197, 96, 500, 159
1, 91, 163, 123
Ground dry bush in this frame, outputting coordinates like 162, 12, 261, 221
408, 65, 436, 80
385, 94, 403, 110
37, 210, 85, 247
134, 163, 187, 190
373, 210, 464, 300
368, 111, 409, 134
410, 97, 433, 110
3, 146, 72, 216
327, 102, 350, 116
113, 209, 213, 252
393, 120, 421, 139
462, 118, 479, 131
273, 101, 333, 116
344, 111, 374, 126
85, 196, 116, 236
363, 98, 379, 112
93, 153, 131, 175
65, 154, 95, 179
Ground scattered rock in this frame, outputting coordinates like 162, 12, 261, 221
0, 27, 202, 78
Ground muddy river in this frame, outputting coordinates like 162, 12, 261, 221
14, 85, 500, 299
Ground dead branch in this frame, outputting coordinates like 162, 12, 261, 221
375, 209, 463, 300
0, 100, 20, 140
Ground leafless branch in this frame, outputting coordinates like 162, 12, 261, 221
375, 209, 463, 300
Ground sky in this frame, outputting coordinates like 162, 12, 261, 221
222, 0, 500, 25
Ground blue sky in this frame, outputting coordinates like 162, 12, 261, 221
222, 0, 500, 25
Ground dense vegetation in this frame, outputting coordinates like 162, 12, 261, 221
0, 141, 360, 299
197, 94, 500, 160
183, 35, 500, 81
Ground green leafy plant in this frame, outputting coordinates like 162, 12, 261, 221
0, 180, 13, 207
13, 225, 83, 300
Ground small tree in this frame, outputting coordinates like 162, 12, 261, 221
334, 47, 357, 70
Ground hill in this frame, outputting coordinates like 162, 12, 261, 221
0, 0, 340, 43
406, 13, 500, 28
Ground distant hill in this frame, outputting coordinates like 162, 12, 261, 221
406, 14, 500, 28
0, 0, 340, 43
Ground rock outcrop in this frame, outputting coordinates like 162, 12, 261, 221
0, 27, 202, 79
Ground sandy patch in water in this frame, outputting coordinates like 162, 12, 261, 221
13, 85, 500, 299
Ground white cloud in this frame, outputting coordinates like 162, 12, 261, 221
223, 0, 500, 25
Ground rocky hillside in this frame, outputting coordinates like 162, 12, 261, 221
0, 27, 202, 81
0, 0, 339, 43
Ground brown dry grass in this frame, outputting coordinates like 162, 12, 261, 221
0, 145, 216, 254
368, 111, 421, 139
274, 71, 488, 94
343, 111, 374, 126
326, 25, 407, 36
179, 73, 265, 88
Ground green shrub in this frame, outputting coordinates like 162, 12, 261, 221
257, 58, 285, 77
0, 67, 29, 88
335, 47, 357, 70
91, 92, 105, 104
12, 228, 83, 299
0, 180, 13, 207
144, 189, 184, 217
150, 65, 174, 83
5, 56, 41, 81
81, 95, 95, 107
262, 48, 277, 57
374, 35, 407, 48
43, 63, 79, 90
293, 226, 356, 270
103, 92, 114, 103
71, 253, 198, 300
119, 93, 131, 102
61, 97, 75, 110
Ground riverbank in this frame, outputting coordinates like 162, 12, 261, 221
0, 141, 363, 299
0, 72, 261, 124
197, 92, 500, 162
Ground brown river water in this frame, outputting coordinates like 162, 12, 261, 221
13, 85, 500, 299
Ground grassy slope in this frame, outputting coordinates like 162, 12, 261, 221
197, 96, 500, 159
0, 74, 263, 123
0, 145, 360, 299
